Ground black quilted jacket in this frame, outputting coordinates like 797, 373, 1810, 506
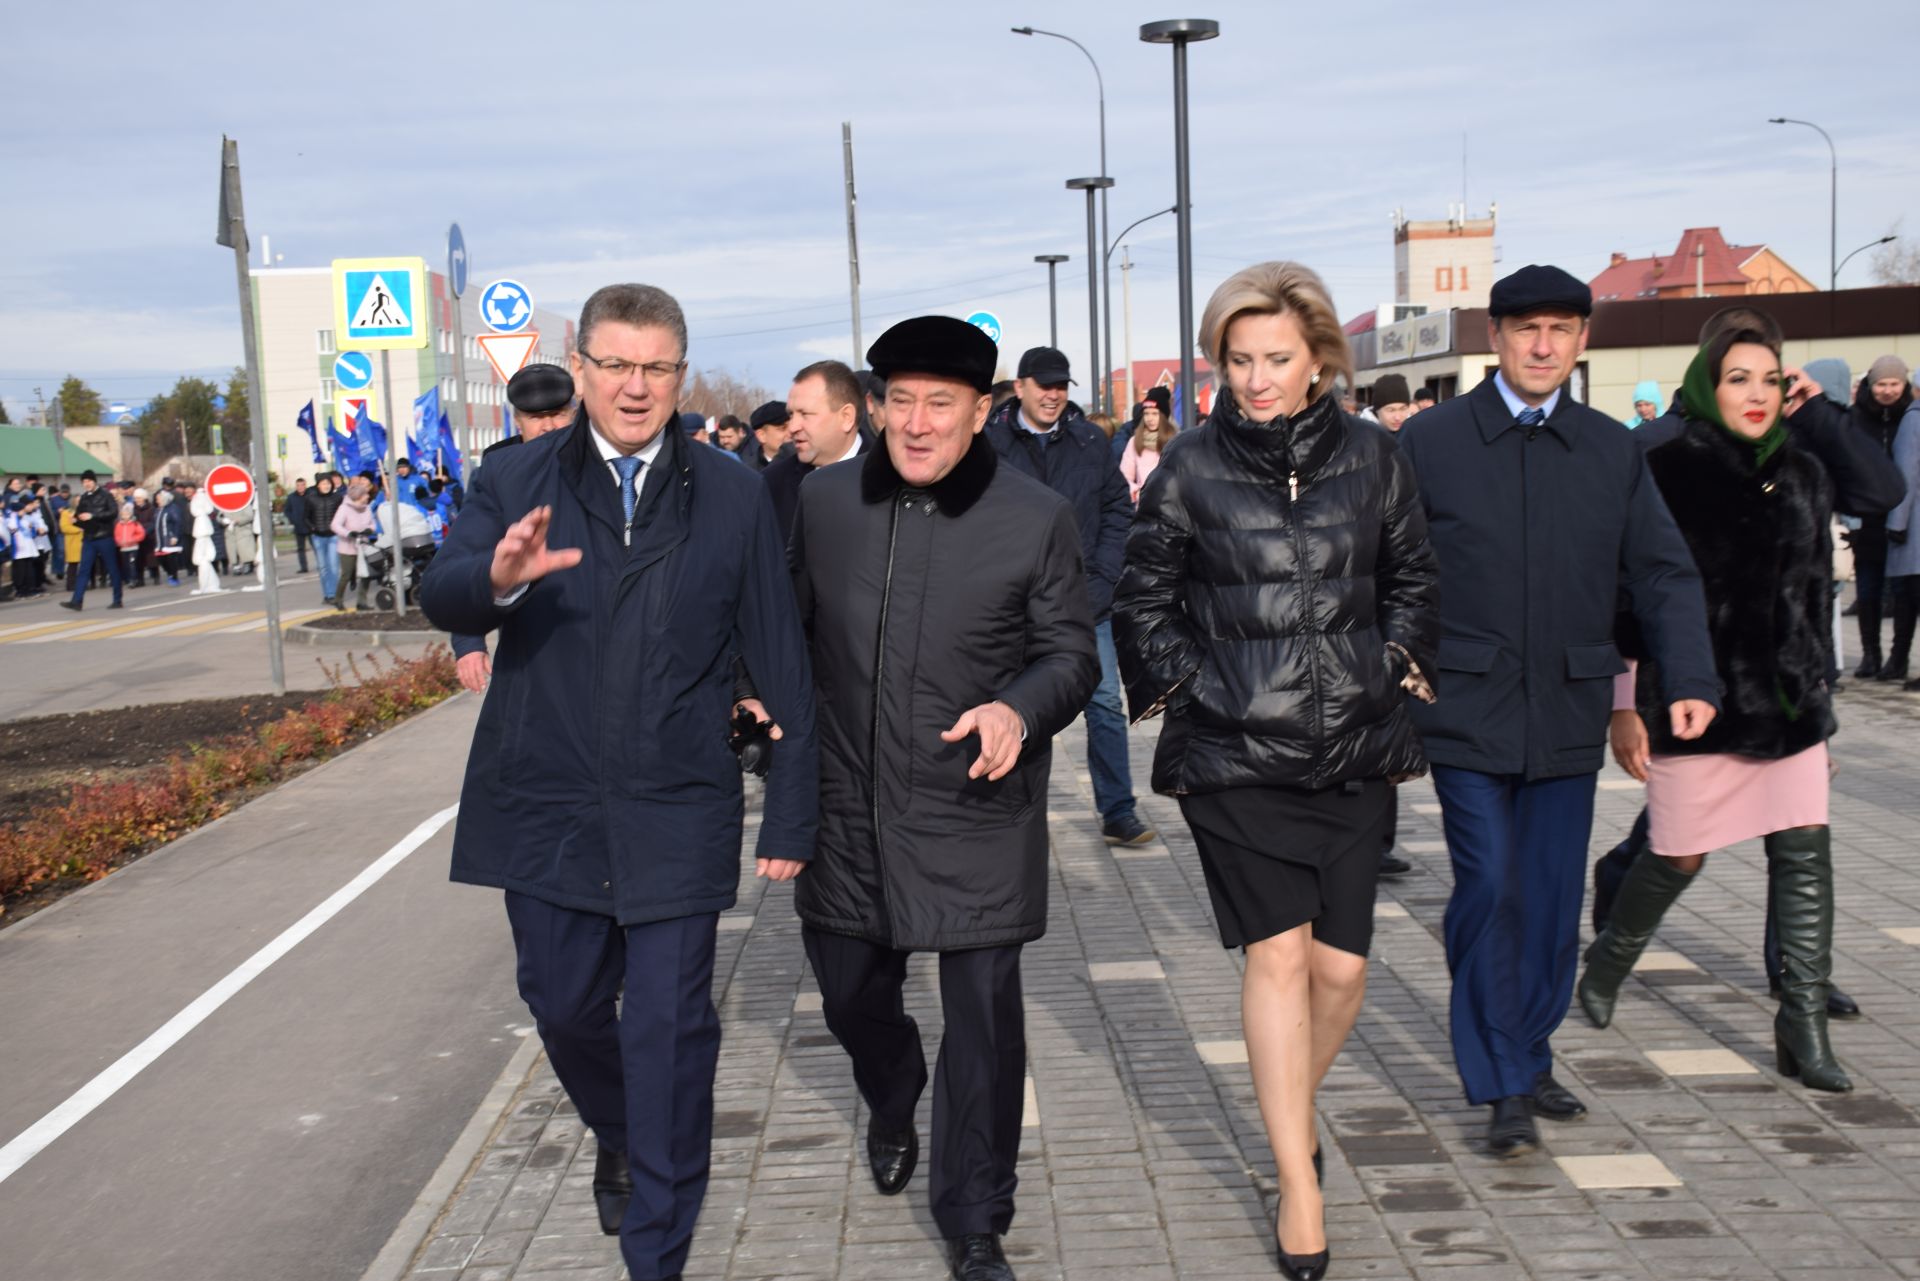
1113, 390, 1440, 795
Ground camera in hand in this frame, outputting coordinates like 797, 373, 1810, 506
728, 705, 774, 777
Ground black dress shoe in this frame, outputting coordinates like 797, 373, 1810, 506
1530, 1071, 1588, 1120
1487, 1096, 1538, 1157
1379, 851, 1413, 877
592, 1145, 633, 1236
867, 1120, 917, 1196
945, 1232, 1014, 1281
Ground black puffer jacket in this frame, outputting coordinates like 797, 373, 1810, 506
1113, 390, 1440, 795
305, 483, 345, 536
1624, 418, 1836, 759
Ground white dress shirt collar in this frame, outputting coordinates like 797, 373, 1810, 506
588, 422, 667, 475
1492, 370, 1561, 421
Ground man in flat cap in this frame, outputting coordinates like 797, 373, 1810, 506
1396, 264, 1719, 1157
741, 399, 792, 472
421, 283, 817, 1281
452, 362, 582, 691
983, 345, 1145, 849
773, 315, 1097, 1281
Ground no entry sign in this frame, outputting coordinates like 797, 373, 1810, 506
206, 463, 256, 513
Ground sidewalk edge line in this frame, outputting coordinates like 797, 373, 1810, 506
358, 1031, 545, 1281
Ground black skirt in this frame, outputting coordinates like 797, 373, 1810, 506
1178, 779, 1392, 955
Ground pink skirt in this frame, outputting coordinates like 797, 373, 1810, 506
1644, 744, 1829, 857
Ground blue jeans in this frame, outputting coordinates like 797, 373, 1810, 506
1085, 620, 1137, 825
311, 534, 340, 602
1432, 766, 1597, 1104
69, 538, 123, 606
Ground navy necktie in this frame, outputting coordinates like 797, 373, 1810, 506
1516, 407, 1546, 430
611, 456, 644, 531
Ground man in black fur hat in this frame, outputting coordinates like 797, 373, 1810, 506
765, 315, 1098, 1281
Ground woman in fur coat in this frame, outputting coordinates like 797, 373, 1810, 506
1576, 323, 1874, 1093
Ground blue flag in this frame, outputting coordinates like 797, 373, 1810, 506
358, 410, 389, 476
435, 408, 463, 485
326, 412, 355, 475
296, 399, 325, 464
409, 387, 442, 471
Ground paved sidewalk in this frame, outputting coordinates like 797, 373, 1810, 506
393, 683, 1920, 1281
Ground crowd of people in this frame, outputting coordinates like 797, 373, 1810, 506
406, 267, 1917, 1281
0, 471, 274, 611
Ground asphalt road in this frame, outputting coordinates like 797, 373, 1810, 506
0, 695, 521, 1281
0, 549, 439, 719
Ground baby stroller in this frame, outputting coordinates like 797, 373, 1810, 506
360, 534, 438, 612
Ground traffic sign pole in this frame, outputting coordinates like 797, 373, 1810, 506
218, 136, 285, 695
447, 223, 472, 464
379, 349, 406, 619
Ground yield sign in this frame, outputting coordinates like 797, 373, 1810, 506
205, 462, 255, 513
476, 331, 540, 383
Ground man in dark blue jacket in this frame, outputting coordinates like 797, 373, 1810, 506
421, 283, 818, 1281
984, 346, 1148, 845
1398, 266, 1719, 1159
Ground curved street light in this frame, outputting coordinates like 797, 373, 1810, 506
1836, 235, 1896, 286
1015, 26, 1110, 412
1769, 117, 1837, 289
1103, 206, 1177, 411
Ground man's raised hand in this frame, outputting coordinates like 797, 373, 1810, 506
489, 506, 582, 595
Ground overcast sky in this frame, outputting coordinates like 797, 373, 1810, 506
3, 0, 1915, 419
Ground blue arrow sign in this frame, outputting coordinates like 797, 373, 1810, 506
447, 223, 468, 298
334, 351, 374, 390
966, 311, 1003, 344
480, 278, 534, 333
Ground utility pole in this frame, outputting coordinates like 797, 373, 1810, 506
217, 135, 285, 694
1121, 246, 1135, 413
842, 123, 864, 368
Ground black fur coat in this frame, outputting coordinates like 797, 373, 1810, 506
1623, 417, 1836, 759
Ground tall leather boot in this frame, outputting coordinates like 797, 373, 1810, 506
1577, 848, 1697, 1028
1765, 899, 1862, 1018
1878, 582, 1916, 682
1854, 599, 1883, 679
1767, 826, 1852, 1092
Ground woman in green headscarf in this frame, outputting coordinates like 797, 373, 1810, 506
1577, 324, 1854, 1092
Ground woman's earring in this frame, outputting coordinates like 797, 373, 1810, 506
1310, 372, 1321, 385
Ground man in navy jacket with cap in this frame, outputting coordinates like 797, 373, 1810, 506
1397, 265, 1719, 1158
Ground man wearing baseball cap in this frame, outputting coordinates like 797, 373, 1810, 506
983, 344, 1146, 849
1396, 264, 1718, 1157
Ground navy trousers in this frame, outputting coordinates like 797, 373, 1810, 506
69, 537, 123, 606
1432, 767, 1597, 1106
504, 892, 720, 1281
803, 927, 1026, 1238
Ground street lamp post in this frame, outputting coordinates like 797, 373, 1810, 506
1769, 117, 1837, 290
1066, 179, 1113, 401
1014, 26, 1110, 413
1102, 206, 1176, 411
1141, 18, 1219, 429
1034, 254, 1070, 348
1837, 235, 1897, 286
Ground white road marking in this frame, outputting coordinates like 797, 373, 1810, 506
0, 804, 459, 1185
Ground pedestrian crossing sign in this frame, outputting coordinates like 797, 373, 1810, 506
331, 256, 429, 350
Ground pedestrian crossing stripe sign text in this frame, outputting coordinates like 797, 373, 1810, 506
331, 256, 430, 350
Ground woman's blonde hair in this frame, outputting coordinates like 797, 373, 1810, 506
1085, 411, 1116, 439
1198, 261, 1352, 404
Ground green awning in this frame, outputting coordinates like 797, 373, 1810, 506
0, 428, 114, 478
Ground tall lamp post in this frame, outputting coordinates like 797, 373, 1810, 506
1141, 18, 1218, 428
1769, 117, 1837, 289
1034, 254, 1070, 348
1015, 26, 1110, 412
1104, 206, 1176, 411
1066, 179, 1114, 400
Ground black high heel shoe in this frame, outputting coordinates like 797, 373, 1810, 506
1277, 1244, 1330, 1281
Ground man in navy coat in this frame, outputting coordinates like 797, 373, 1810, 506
1397, 266, 1719, 1158
422, 283, 818, 1281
